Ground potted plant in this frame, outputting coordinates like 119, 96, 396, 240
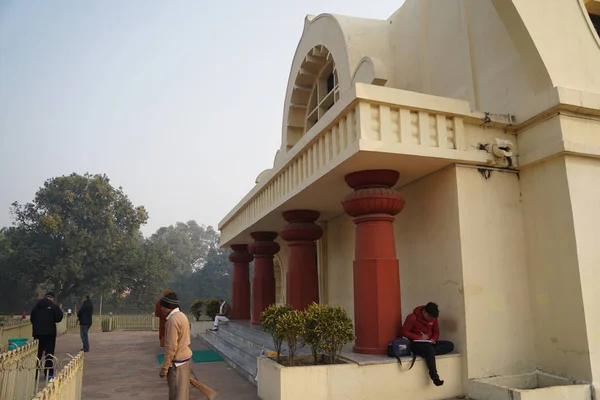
261, 304, 291, 363
257, 304, 357, 400
276, 310, 305, 366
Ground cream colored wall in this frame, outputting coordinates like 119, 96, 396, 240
395, 167, 465, 350
564, 155, 600, 392
388, 0, 554, 122
324, 167, 467, 354
323, 213, 355, 327
275, 239, 289, 305
455, 166, 536, 378
520, 156, 592, 382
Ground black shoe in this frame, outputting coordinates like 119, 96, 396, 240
433, 378, 444, 386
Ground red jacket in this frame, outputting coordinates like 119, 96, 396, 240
401, 305, 439, 342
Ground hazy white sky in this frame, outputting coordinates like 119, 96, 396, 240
0, 0, 403, 236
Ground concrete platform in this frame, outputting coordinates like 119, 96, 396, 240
55, 331, 259, 400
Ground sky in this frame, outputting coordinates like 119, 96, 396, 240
0, 0, 403, 236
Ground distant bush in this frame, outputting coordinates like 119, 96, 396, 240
204, 299, 221, 320
189, 300, 204, 321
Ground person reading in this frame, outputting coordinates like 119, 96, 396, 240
401, 302, 454, 386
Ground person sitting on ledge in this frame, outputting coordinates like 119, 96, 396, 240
210, 299, 231, 331
401, 302, 454, 387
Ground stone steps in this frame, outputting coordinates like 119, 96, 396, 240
198, 321, 314, 386
198, 322, 274, 386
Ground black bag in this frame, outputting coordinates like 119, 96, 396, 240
387, 338, 417, 371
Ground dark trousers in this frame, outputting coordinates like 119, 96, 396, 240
80, 325, 90, 352
34, 335, 57, 377
411, 340, 454, 379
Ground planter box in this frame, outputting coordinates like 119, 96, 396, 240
190, 321, 214, 339
469, 371, 591, 400
257, 353, 463, 400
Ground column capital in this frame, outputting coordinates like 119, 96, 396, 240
342, 170, 405, 218
280, 210, 323, 243
248, 231, 280, 257
229, 244, 254, 264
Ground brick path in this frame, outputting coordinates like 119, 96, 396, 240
55, 331, 259, 400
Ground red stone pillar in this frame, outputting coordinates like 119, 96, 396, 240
229, 244, 253, 320
248, 232, 280, 326
341, 169, 405, 355
279, 210, 323, 311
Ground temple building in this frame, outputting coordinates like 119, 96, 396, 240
216, 1, 600, 398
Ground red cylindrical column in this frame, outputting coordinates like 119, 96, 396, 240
279, 210, 323, 311
341, 169, 405, 355
248, 232, 280, 326
229, 244, 254, 320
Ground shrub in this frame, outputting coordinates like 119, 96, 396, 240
204, 299, 221, 320
189, 300, 204, 321
320, 305, 355, 364
276, 310, 305, 366
261, 304, 291, 363
302, 302, 327, 364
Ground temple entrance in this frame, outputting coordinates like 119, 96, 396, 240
274, 255, 285, 306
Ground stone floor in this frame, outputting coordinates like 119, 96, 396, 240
55, 331, 260, 400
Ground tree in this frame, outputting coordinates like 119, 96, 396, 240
150, 221, 218, 275
0, 228, 38, 313
149, 221, 231, 311
7, 173, 150, 304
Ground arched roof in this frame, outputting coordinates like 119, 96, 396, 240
278, 14, 390, 161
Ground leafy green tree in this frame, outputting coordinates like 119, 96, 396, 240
0, 228, 38, 313
319, 306, 355, 364
150, 221, 218, 275
302, 302, 327, 364
261, 304, 292, 363
277, 310, 305, 366
149, 222, 231, 311
7, 173, 149, 304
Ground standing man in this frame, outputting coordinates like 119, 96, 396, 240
401, 302, 454, 387
209, 299, 231, 331
30, 292, 63, 380
77, 295, 93, 352
155, 289, 172, 347
159, 292, 192, 400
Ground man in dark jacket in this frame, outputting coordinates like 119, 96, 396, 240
30, 292, 64, 379
77, 295, 93, 352
401, 302, 454, 387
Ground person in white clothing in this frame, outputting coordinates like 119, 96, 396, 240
210, 299, 231, 331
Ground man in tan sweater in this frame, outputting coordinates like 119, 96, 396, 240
159, 292, 193, 400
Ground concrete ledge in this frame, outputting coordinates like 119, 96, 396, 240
190, 321, 214, 339
469, 371, 591, 400
257, 353, 463, 400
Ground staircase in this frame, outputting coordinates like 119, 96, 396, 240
198, 321, 276, 385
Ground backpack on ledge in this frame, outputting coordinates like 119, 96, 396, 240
387, 338, 417, 371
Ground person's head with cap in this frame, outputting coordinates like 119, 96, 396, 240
45, 292, 55, 302
423, 302, 439, 321
160, 292, 179, 315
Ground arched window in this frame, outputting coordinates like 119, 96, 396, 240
590, 12, 600, 36
305, 60, 339, 132
285, 45, 339, 150
585, 1, 600, 37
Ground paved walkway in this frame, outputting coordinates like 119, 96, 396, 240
55, 331, 259, 400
